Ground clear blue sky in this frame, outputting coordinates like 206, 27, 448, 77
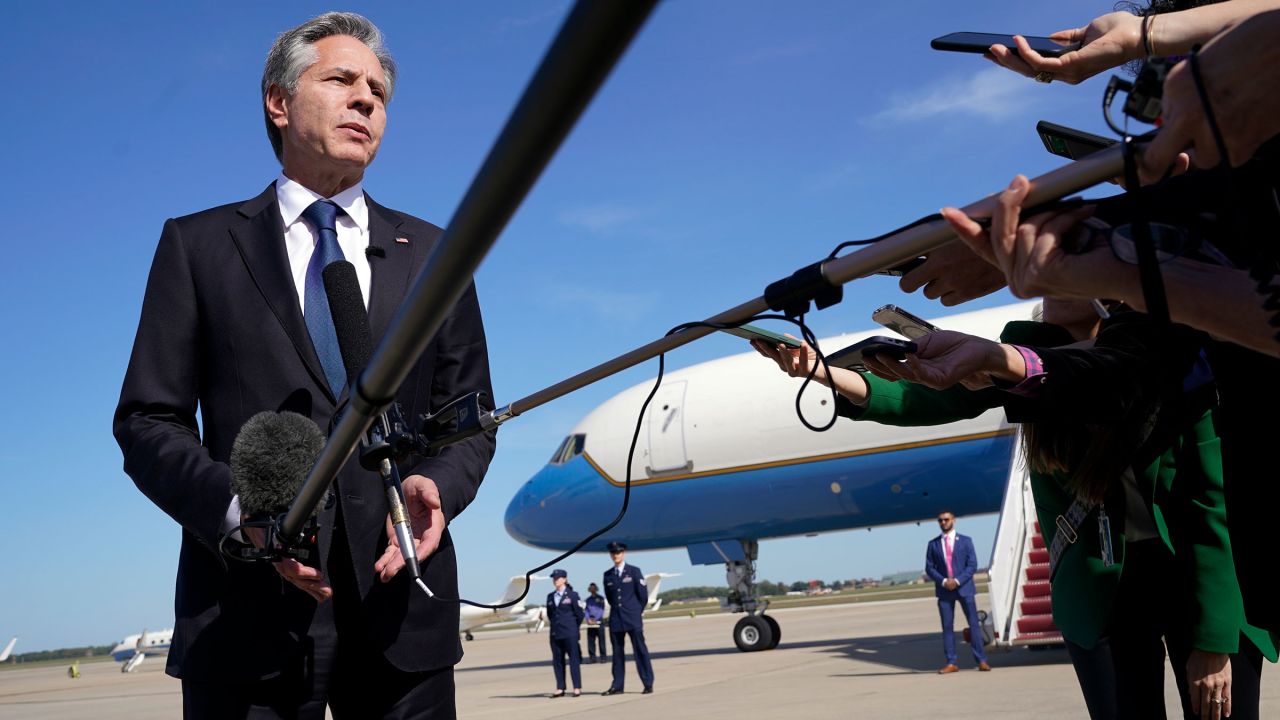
0, 1, 1122, 652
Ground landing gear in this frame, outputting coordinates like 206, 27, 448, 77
763, 614, 781, 649
733, 616, 773, 652
464, 631, 475, 641
721, 540, 780, 652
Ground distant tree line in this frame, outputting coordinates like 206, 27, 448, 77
660, 580, 853, 602
7, 646, 113, 663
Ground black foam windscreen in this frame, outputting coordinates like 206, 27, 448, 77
322, 261, 374, 389
229, 411, 325, 516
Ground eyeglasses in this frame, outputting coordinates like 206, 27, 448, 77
937, 518, 951, 524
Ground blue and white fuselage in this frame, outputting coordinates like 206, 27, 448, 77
505, 302, 1033, 554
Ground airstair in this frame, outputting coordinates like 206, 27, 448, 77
985, 440, 1063, 648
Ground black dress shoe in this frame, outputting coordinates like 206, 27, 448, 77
601, 687, 624, 696
642, 686, 654, 694
550, 692, 565, 699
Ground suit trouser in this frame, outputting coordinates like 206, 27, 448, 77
937, 592, 987, 665
609, 627, 654, 690
550, 636, 582, 690
586, 627, 607, 658
1066, 638, 1118, 720
181, 513, 456, 720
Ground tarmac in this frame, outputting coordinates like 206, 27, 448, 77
3, 594, 1277, 719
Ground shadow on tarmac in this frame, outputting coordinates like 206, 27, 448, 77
457, 631, 1070, 675
823, 631, 1070, 676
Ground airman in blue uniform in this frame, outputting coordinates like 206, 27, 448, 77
600, 542, 654, 695
545, 566, 586, 696
546, 569, 584, 698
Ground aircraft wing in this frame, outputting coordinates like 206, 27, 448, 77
0, 637, 15, 663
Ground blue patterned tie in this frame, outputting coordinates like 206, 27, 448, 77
301, 200, 347, 397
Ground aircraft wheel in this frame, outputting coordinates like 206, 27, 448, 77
465, 632, 474, 641
733, 615, 774, 652
763, 614, 781, 649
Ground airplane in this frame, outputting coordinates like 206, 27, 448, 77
506, 302, 1034, 651
0, 637, 15, 663
110, 628, 174, 672
459, 575, 545, 641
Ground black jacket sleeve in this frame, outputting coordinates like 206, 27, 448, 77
113, 219, 233, 552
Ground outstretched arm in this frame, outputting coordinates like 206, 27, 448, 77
986, 2, 1280, 85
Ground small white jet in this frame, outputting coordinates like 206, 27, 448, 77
459, 575, 544, 641
110, 628, 174, 673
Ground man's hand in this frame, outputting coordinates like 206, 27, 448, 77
1186, 650, 1231, 720
374, 474, 447, 583
986, 13, 1142, 85
898, 241, 1007, 306
1142, 10, 1280, 182
944, 175, 1103, 301
943, 578, 959, 591
243, 524, 333, 603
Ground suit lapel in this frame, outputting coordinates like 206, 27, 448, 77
365, 195, 416, 345
229, 184, 334, 403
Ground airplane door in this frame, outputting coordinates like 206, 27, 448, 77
646, 380, 690, 476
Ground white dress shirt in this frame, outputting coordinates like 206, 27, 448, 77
275, 174, 372, 310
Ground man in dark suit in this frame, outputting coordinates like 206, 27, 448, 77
113, 12, 494, 719
545, 569, 584, 698
600, 542, 654, 695
925, 511, 991, 674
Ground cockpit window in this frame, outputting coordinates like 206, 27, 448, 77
549, 433, 586, 465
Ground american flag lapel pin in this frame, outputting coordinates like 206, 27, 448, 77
395, 237, 410, 244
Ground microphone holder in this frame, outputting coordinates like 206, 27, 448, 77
227, 515, 319, 564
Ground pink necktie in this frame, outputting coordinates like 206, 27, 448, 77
944, 535, 954, 577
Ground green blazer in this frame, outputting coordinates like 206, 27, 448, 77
837, 320, 1275, 659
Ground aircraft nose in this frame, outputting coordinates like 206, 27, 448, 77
504, 453, 608, 550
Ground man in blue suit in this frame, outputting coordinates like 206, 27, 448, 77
545, 569, 583, 698
925, 511, 991, 674
601, 542, 654, 695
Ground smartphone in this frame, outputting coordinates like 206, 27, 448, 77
826, 336, 918, 373
931, 32, 1081, 59
1037, 121, 1117, 160
720, 323, 802, 348
876, 256, 927, 277
872, 305, 938, 340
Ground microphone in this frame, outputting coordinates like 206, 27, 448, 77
229, 411, 326, 517
322, 261, 372, 392
321, 261, 422, 581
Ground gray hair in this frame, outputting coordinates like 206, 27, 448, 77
261, 12, 397, 163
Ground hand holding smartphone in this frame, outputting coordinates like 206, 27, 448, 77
931, 32, 1081, 58
826, 336, 918, 373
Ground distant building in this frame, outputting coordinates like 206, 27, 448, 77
881, 570, 925, 586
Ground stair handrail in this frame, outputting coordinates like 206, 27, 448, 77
986, 433, 1030, 647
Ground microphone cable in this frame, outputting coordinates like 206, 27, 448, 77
412, 313, 831, 608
